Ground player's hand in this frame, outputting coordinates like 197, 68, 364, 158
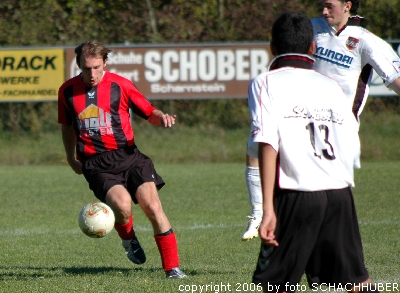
258, 211, 279, 247
160, 113, 176, 128
148, 110, 176, 128
67, 157, 82, 175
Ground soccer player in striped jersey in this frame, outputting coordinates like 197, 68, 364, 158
58, 41, 187, 279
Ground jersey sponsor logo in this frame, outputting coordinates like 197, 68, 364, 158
314, 46, 353, 69
346, 37, 360, 50
284, 105, 344, 125
77, 104, 113, 137
88, 92, 95, 99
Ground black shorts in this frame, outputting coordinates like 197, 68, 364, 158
252, 187, 369, 292
81, 145, 165, 204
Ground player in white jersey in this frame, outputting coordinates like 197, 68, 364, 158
249, 57, 359, 191
241, 0, 400, 242
313, 0, 400, 118
252, 12, 380, 293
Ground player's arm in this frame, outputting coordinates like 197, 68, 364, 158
147, 109, 176, 128
61, 124, 82, 175
367, 35, 400, 95
388, 77, 400, 96
258, 142, 279, 247
127, 83, 176, 127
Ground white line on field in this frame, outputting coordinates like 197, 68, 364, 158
0, 220, 398, 237
0, 223, 243, 236
359, 220, 400, 226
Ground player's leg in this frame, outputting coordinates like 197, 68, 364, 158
242, 143, 263, 241
135, 181, 171, 234
81, 149, 147, 265
106, 184, 147, 265
119, 145, 187, 278
305, 188, 371, 291
253, 189, 327, 292
136, 182, 187, 279
106, 184, 133, 224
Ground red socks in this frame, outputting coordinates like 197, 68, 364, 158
155, 230, 180, 271
114, 215, 135, 240
115, 218, 180, 271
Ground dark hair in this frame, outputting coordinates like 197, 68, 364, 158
343, 0, 359, 14
271, 12, 313, 55
74, 41, 112, 68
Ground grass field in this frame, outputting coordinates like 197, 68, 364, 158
0, 162, 399, 293
2, 110, 400, 165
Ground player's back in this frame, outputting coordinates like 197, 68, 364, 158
252, 66, 360, 191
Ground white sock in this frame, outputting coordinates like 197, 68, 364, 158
245, 166, 263, 217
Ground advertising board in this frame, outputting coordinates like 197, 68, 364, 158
65, 43, 272, 100
0, 48, 64, 102
1, 41, 399, 102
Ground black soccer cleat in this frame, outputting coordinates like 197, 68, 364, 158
122, 235, 146, 264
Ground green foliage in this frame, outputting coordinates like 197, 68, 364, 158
0, 0, 69, 46
0, 102, 59, 133
300, 0, 400, 39
0, 0, 149, 46
359, 0, 400, 39
1, 0, 400, 47
149, 99, 249, 128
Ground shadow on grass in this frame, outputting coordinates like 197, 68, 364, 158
0, 266, 162, 280
0, 266, 222, 280
64, 266, 146, 275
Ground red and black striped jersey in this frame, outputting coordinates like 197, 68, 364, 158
58, 71, 155, 161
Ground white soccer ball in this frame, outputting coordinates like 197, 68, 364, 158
78, 202, 115, 238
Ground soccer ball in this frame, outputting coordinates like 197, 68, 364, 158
78, 202, 115, 238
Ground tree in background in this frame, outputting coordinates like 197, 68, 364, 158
359, 0, 400, 39
301, 0, 400, 39
1, 0, 399, 133
4, 0, 399, 46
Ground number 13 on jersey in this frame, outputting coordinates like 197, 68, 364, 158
305, 122, 336, 160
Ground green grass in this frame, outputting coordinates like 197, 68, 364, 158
2, 110, 400, 165
358, 112, 400, 160
0, 162, 399, 292
0, 124, 248, 165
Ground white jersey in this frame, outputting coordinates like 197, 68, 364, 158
312, 17, 400, 116
248, 54, 360, 191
